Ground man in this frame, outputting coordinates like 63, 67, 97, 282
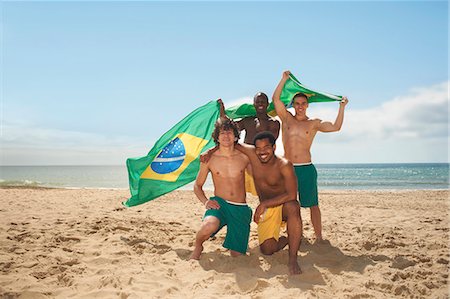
236, 131, 302, 275
190, 106, 252, 260
273, 70, 348, 242
237, 92, 280, 144
237, 92, 281, 196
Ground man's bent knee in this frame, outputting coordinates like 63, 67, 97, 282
283, 201, 301, 217
260, 239, 277, 255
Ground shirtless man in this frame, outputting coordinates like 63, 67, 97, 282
236, 131, 302, 275
235, 92, 281, 196
237, 92, 280, 144
190, 112, 252, 260
273, 70, 348, 242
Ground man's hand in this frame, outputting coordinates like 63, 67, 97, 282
253, 203, 267, 223
200, 151, 212, 164
282, 70, 291, 81
205, 199, 220, 210
340, 96, 348, 107
200, 146, 218, 163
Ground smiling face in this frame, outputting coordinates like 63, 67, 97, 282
253, 92, 269, 114
293, 95, 308, 115
212, 118, 239, 146
255, 138, 275, 163
218, 128, 235, 147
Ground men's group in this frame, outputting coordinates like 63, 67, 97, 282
189, 71, 348, 275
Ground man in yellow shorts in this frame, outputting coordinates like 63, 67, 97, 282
236, 92, 280, 196
236, 131, 302, 275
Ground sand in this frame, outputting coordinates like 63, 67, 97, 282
0, 188, 448, 298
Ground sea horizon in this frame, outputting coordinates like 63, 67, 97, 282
1, 163, 448, 191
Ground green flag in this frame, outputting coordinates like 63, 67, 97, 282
124, 101, 220, 207
225, 73, 342, 119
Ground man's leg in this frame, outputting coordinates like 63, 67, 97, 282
259, 237, 288, 255
190, 216, 220, 260
310, 205, 322, 241
282, 201, 302, 275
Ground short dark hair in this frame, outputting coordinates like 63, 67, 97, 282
212, 118, 240, 145
254, 92, 269, 103
292, 92, 308, 102
253, 131, 275, 146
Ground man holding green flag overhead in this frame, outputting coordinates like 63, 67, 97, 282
273, 70, 348, 243
124, 100, 220, 207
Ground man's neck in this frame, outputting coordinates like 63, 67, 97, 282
295, 113, 308, 121
218, 145, 235, 156
256, 112, 270, 121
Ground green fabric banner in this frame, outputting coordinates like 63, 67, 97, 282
225, 73, 342, 119
124, 101, 220, 207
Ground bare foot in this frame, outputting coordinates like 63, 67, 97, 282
189, 245, 203, 260
288, 258, 302, 275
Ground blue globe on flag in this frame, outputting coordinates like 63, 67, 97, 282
151, 137, 186, 174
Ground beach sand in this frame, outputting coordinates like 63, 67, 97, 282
0, 188, 448, 298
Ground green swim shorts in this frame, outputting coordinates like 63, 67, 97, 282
203, 196, 252, 254
294, 163, 319, 208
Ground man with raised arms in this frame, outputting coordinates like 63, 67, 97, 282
237, 92, 280, 144
273, 70, 348, 242
190, 101, 252, 260
236, 92, 280, 196
236, 131, 302, 275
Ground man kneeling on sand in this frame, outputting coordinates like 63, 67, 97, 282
190, 110, 252, 260
236, 131, 302, 275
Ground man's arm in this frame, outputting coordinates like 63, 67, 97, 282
272, 119, 281, 140
272, 71, 291, 121
217, 98, 226, 119
317, 97, 349, 132
253, 162, 298, 223
193, 162, 220, 209
235, 143, 256, 159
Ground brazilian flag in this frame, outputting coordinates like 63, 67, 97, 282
225, 73, 342, 119
124, 101, 220, 207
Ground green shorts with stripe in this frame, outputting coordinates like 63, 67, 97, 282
294, 163, 319, 208
203, 196, 252, 254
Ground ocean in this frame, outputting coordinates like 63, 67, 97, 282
0, 164, 448, 191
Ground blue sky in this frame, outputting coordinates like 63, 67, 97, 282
2, 1, 448, 165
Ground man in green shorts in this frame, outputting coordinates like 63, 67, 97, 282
190, 102, 252, 260
272, 71, 348, 242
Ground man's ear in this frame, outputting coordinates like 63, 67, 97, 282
273, 144, 276, 152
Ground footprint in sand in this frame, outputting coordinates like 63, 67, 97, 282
391, 256, 416, 270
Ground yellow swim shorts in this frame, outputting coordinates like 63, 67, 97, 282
257, 205, 286, 245
245, 170, 258, 196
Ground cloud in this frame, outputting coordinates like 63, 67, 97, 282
225, 96, 253, 108
2, 81, 448, 165
307, 81, 449, 142
1, 122, 150, 165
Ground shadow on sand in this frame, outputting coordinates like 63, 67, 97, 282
175, 238, 378, 291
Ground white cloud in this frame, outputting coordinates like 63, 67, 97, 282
225, 96, 253, 108
302, 81, 449, 163
0, 122, 150, 165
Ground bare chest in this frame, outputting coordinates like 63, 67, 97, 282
209, 156, 246, 178
283, 119, 316, 140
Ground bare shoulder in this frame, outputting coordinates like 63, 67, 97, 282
277, 156, 293, 168
239, 117, 253, 127
270, 117, 281, 125
309, 118, 322, 128
235, 150, 250, 162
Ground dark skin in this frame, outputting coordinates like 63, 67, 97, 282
236, 138, 302, 275
237, 94, 280, 144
